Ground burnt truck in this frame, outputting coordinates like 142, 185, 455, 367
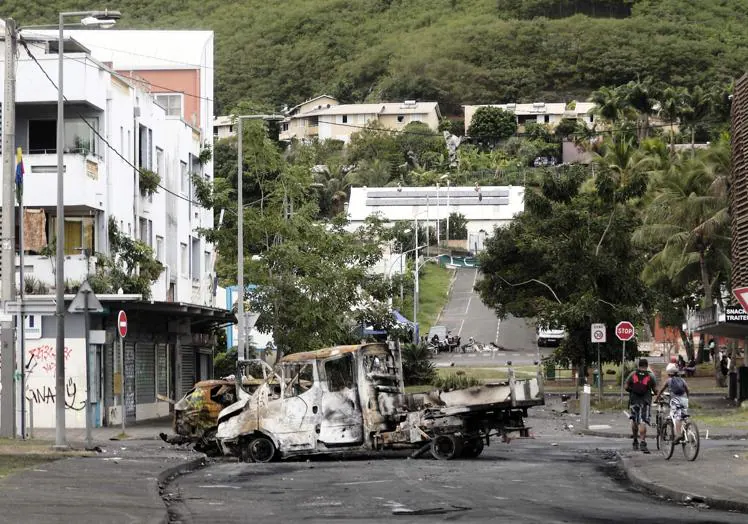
215, 342, 544, 462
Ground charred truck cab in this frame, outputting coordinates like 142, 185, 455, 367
216, 342, 544, 462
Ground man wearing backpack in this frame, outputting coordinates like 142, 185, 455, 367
624, 358, 658, 453
655, 363, 690, 444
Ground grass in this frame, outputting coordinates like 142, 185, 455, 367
405, 262, 453, 337
0, 438, 92, 478
691, 409, 748, 429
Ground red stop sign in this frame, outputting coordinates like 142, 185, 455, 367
615, 321, 634, 341
117, 310, 128, 338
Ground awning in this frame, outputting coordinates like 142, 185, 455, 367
392, 309, 415, 326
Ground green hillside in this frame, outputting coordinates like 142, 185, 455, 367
6, 0, 748, 114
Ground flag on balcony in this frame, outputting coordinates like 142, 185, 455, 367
15, 147, 24, 205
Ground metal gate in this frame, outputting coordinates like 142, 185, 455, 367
124, 342, 136, 422
180, 345, 196, 397
135, 343, 156, 405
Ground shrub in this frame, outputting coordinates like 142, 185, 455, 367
401, 343, 436, 386
432, 373, 481, 391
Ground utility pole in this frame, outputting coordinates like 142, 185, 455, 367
236, 117, 245, 362
1, 19, 18, 439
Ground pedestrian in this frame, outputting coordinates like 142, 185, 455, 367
677, 355, 686, 371
655, 363, 690, 443
720, 354, 729, 387
624, 358, 658, 454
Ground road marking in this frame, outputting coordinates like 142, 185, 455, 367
457, 318, 465, 336
335, 480, 389, 486
465, 296, 472, 314
495, 318, 501, 344
199, 485, 241, 489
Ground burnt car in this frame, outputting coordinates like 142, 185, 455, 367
160, 377, 262, 454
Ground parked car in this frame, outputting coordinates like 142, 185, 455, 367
536, 326, 566, 347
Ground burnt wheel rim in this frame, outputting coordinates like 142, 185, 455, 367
249, 437, 275, 463
431, 435, 459, 460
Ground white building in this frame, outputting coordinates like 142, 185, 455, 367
346, 186, 525, 253
463, 101, 597, 134
213, 115, 235, 140
279, 95, 441, 143
0, 28, 230, 430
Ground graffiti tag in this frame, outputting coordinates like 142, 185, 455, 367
26, 377, 85, 411
27, 344, 73, 374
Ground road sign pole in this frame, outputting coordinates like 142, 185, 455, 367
597, 342, 602, 402
619, 339, 626, 403
84, 287, 92, 449
120, 336, 125, 435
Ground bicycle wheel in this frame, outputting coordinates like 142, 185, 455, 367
681, 420, 700, 461
655, 413, 663, 451
662, 419, 676, 460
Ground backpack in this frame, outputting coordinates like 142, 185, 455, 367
629, 371, 652, 395
669, 376, 686, 396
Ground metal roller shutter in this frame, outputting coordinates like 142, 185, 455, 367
124, 342, 136, 420
157, 344, 168, 397
181, 346, 196, 395
136, 343, 156, 404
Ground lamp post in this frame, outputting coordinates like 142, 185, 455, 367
440, 175, 450, 249
54, 9, 121, 450
412, 208, 432, 342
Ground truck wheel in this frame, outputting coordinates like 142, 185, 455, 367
461, 438, 484, 458
247, 436, 276, 463
430, 434, 462, 460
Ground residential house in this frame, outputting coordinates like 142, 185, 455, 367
463, 102, 597, 135
279, 95, 441, 143
0, 27, 230, 431
213, 115, 234, 140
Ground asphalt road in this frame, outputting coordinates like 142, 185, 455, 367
171, 435, 744, 523
434, 268, 545, 366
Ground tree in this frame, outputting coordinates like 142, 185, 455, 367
467, 107, 517, 146
395, 121, 448, 170
659, 86, 690, 150
476, 164, 645, 378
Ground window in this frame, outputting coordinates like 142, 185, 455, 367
65, 118, 97, 155
180, 243, 188, 276
138, 125, 152, 169
342, 115, 348, 124
544, 115, 550, 123
119, 126, 124, 154
139, 218, 152, 246
28, 120, 56, 153
191, 237, 200, 280
156, 236, 165, 262
589, 114, 594, 123
397, 115, 404, 123
155, 147, 164, 175
180, 161, 188, 193
49, 216, 94, 255
283, 363, 314, 398
213, 126, 218, 136
281, 122, 289, 132
325, 354, 355, 392
155, 93, 183, 118
204, 251, 211, 274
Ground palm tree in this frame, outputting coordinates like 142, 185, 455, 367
633, 152, 730, 308
622, 78, 660, 141
590, 86, 629, 125
680, 86, 714, 152
347, 158, 392, 187
659, 86, 690, 151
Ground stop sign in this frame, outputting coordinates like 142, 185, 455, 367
615, 321, 634, 342
117, 310, 128, 338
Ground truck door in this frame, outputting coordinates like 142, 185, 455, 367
318, 353, 363, 445
270, 362, 321, 452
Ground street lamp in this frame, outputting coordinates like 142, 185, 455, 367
440, 174, 450, 249
412, 208, 433, 342
54, 8, 121, 450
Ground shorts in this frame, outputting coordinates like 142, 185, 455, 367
629, 402, 651, 425
669, 396, 689, 421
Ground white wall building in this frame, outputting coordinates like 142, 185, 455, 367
463, 102, 597, 134
0, 28, 229, 430
346, 186, 525, 253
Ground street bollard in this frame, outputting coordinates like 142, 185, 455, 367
581, 384, 591, 430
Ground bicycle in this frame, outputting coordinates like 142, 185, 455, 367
655, 394, 700, 461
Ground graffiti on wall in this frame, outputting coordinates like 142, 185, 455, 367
27, 344, 73, 374
25, 377, 85, 411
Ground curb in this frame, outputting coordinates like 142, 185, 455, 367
617, 453, 748, 513
158, 454, 207, 524
578, 429, 748, 441
434, 268, 459, 326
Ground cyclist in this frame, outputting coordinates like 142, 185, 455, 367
624, 358, 658, 453
655, 362, 690, 443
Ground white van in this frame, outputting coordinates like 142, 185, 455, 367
536, 326, 566, 347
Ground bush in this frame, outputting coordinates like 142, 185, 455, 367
401, 343, 436, 386
432, 373, 481, 391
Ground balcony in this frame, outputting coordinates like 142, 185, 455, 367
22, 153, 106, 210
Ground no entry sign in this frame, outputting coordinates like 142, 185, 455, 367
117, 310, 128, 338
615, 321, 635, 342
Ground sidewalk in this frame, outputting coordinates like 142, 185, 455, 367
620, 446, 748, 512
29, 416, 171, 444
0, 420, 204, 524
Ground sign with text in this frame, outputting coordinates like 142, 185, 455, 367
615, 321, 635, 341
591, 323, 606, 343
725, 307, 748, 323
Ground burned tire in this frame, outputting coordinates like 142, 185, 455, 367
248, 436, 276, 463
430, 434, 462, 460
194, 428, 221, 457
461, 438, 484, 458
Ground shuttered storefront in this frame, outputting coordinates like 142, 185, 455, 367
180, 346, 196, 396
157, 344, 168, 399
135, 343, 156, 404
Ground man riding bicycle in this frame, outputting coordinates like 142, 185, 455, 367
624, 358, 657, 453
655, 362, 690, 444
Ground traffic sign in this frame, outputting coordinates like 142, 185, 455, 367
591, 323, 606, 343
615, 321, 635, 342
733, 287, 748, 314
68, 281, 104, 314
117, 310, 128, 338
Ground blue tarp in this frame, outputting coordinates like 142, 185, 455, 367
392, 309, 415, 326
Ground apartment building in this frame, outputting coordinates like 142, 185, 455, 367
0, 28, 229, 430
463, 101, 597, 135
279, 95, 441, 143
